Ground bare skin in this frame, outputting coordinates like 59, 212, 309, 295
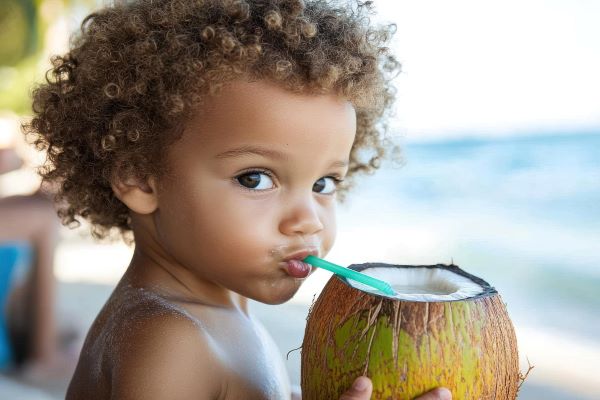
66, 80, 450, 399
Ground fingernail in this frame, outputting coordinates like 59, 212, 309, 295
353, 377, 368, 391
437, 388, 452, 400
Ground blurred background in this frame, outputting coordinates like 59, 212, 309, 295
0, 0, 598, 398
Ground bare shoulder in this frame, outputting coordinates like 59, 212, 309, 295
110, 307, 224, 399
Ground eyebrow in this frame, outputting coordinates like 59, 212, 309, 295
216, 145, 287, 160
215, 145, 349, 169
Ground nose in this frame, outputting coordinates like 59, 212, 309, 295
279, 195, 324, 237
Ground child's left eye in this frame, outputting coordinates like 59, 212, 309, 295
313, 177, 340, 194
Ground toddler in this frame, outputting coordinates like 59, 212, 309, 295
25, 0, 451, 398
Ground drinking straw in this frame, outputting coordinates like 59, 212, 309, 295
303, 255, 396, 296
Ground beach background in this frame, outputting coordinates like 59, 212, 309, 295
1, 0, 599, 399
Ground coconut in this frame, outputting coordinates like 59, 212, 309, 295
301, 263, 520, 399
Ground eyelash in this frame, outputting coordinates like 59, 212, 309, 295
234, 168, 344, 193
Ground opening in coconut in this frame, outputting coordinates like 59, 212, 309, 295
344, 265, 494, 302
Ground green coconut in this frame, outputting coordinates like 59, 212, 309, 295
301, 263, 520, 399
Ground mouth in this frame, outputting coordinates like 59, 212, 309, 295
280, 248, 319, 279
282, 248, 319, 262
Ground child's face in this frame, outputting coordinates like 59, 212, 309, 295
153, 80, 356, 304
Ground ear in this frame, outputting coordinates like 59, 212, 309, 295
111, 176, 159, 215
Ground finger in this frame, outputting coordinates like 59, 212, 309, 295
339, 376, 373, 400
414, 387, 452, 400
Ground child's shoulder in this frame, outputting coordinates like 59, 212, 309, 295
111, 300, 223, 398
71, 284, 293, 399
72, 285, 224, 399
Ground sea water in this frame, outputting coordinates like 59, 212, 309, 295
336, 131, 600, 340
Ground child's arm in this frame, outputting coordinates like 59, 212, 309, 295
109, 313, 223, 399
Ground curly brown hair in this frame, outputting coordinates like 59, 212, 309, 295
23, 0, 400, 240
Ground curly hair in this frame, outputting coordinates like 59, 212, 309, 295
23, 0, 400, 240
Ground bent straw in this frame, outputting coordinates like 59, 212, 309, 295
303, 255, 396, 296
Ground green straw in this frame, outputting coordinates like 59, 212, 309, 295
303, 255, 396, 296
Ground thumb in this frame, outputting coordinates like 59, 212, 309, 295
414, 387, 452, 400
339, 376, 373, 400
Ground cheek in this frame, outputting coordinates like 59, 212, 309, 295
321, 207, 337, 254
183, 187, 277, 255
207, 196, 276, 253
154, 188, 275, 275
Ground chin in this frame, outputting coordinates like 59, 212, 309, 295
259, 291, 296, 305
255, 281, 301, 305
260, 297, 290, 306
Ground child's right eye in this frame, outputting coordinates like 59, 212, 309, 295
235, 171, 275, 191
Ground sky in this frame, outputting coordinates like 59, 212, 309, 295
61, 0, 600, 140
372, 0, 600, 139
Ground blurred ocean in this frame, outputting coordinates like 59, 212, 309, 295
328, 131, 600, 339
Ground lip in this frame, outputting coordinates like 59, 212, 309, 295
282, 248, 319, 262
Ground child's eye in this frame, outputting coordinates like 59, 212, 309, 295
313, 176, 341, 194
236, 171, 275, 191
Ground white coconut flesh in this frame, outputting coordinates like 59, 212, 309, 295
346, 267, 487, 301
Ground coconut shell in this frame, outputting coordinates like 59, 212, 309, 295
301, 263, 520, 399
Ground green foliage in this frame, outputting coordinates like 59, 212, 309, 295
0, 0, 39, 66
0, 0, 42, 114
0, 0, 98, 114
0, 57, 42, 114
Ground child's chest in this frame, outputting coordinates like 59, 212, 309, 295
196, 309, 292, 400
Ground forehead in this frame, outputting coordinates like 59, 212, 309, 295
177, 80, 357, 158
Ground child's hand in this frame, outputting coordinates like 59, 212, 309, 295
338, 376, 452, 400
